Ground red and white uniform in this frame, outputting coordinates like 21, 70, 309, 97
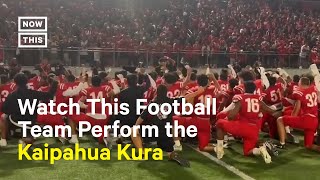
61, 81, 81, 102
167, 82, 183, 98
0, 82, 16, 103
262, 83, 283, 106
287, 82, 299, 98
218, 80, 229, 92
174, 86, 217, 150
36, 85, 65, 126
79, 85, 113, 114
261, 83, 283, 138
71, 85, 113, 143
184, 81, 198, 92
27, 76, 41, 90
233, 80, 263, 95
216, 94, 263, 155
0, 82, 16, 116
282, 86, 318, 148
144, 87, 156, 104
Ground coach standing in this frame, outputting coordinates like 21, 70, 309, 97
0, 73, 57, 146
117, 74, 148, 128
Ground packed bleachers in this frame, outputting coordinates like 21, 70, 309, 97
0, 0, 319, 67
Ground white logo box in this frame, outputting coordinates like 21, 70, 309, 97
18, 32, 48, 48
18, 16, 47, 32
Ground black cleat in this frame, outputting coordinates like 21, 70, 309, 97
315, 135, 320, 145
275, 143, 286, 149
286, 133, 299, 144
264, 140, 279, 156
170, 152, 190, 167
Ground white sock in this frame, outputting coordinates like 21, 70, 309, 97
252, 148, 261, 155
174, 140, 181, 146
71, 135, 78, 140
0, 139, 7, 143
217, 140, 224, 147
285, 126, 291, 133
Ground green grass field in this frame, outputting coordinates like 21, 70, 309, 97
1, 134, 319, 180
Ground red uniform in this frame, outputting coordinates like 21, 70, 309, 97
79, 86, 112, 114
0, 82, 16, 116
167, 82, 183, 98
0, 82, 16, 103
287, 82, 299, 98
261, 83, 283, 138
61, 81, 81, 102
216, 94, 263, 155
27, 76, 41, 90
71, 85, 113, 143
233, 80, 263, 95
184, 81, 198, 92
36, 85, 65, 127
192, 86, 218, 118
144, 87, 156, 104
156, 78, 163, 86
218, 80, 229, 92
174, 86, 217, 150
262, 83, 283, 106
282, 86, 318, 148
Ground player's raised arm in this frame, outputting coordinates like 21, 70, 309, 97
207, 68, 221, 91
107, 80, 121, 97
184, 86, 205, 100
32, 76, 58, 101
181, 65, 192, 89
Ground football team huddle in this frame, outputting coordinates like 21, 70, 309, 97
0, 56, 319, 165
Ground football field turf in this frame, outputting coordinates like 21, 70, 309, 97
0, 134, 319, 180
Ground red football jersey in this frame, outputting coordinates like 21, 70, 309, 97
218, 80, 229, 92
167, 82, 183, 98
233, 80, 263, 95
254, 79, 263, 95
184, 81, 198, 92
62, 82, 80, 90
262, 83, 283, 105
38, 85, 66, 104
144, 87, 157, 104
193, 86, 218, 118
220, 89, 235, 107
79, 86, 112, 114
0, 82, 16, 103
60, 81, 81, 102
287, 82, 299, 97
233, 94, 263, 125
27, 76, 41, 90
292, 86, 318, 116
156, 78, 163, 86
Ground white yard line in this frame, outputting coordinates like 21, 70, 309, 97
187, 144, 256, 180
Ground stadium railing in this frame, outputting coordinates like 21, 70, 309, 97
0, 47, 301, 68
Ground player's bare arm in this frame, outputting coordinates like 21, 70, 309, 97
227, 101, 240, 120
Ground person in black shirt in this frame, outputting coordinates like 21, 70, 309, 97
131, 84, 204, 167
117, 74, 148, 127
0, 73, 57, 146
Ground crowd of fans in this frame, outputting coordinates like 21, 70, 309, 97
0, 0, 320, 67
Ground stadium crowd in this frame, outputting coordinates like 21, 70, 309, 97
0, 0, 320, 67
